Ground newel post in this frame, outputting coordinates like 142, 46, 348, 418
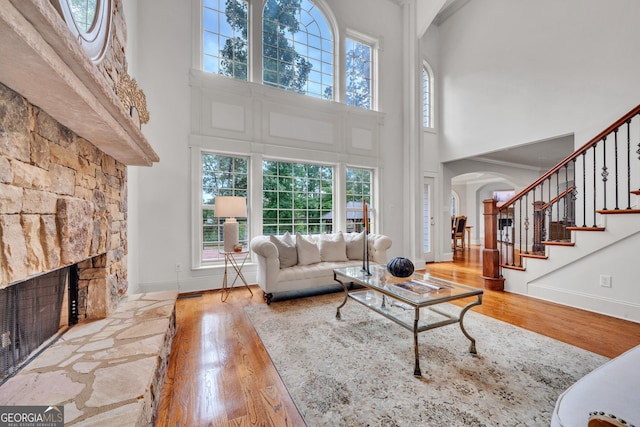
482, 199, 505, 291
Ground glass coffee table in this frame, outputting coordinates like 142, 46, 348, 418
333, 264, 483, 377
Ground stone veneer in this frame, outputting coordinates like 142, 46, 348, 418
0, 81, 128, 319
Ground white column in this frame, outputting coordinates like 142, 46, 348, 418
400, 0, 424, 265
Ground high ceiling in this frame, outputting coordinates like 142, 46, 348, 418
472, 135, 575, 170
451, 135, 575, 184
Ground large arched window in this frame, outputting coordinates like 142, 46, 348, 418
262, 0, 334, 99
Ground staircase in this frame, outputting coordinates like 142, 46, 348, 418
483, 104, 640, 323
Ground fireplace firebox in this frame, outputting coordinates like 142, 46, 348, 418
0, 266, 79, 383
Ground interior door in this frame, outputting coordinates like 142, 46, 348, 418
423, 177, 435, 262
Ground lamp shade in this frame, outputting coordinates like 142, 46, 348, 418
214, 196, 246, 218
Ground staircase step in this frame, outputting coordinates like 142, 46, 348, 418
567, 226, 606, 232
596, 208, 640, 214
501, 264, 526, 271
521, 253, 548, 260
542, 240, 575, 246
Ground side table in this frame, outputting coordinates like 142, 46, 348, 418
221, 250, 253, 302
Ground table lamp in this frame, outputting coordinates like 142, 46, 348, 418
214, 196, 246, 253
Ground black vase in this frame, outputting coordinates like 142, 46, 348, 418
386, 257, 415, 278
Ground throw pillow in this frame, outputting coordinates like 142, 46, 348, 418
319, 232, 348, 262
345, 231, 366, 260
269, 232, 297, 268
296, 233, 321, 266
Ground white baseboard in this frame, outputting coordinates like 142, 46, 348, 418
527, 283, 640, 324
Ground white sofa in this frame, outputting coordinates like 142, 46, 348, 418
250, 231, 392, 304
551, 344, 640, 427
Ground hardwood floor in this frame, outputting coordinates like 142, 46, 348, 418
155, 245, 640, 426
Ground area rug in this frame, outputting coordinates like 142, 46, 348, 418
245, 292, 609, 426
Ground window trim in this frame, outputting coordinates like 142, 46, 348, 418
191, 147, 251, 269
192, 148, 380, 270
344, 29, 378, 110
422, 60, 435, 130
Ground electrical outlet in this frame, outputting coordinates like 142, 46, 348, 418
175, 263, 182, 272
600, 274, 612, 288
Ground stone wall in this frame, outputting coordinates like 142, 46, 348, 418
0, 82, 128, 319
98, 0, 129, 98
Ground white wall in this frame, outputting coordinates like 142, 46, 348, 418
133, 0, 406, 293
123, 0, 140, 294
436, 0, 640, 162
135, 0, 193, 292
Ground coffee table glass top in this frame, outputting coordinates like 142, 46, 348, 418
334, 264, 482, 306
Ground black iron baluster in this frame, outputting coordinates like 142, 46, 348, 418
548, 175, 553, 242
592, 143, 598, 227
540, 180, 545, 250
613, 128, 619, 210
546, 176, 551, 247
571, 159, 577, 228
582, 151, 587, 227
601, 136, 608, 211
627, 119, 632, 209
564, 164, 569, 241
519, 197, 524, 259
637, 112, 640, 191
555, 170, 560, 241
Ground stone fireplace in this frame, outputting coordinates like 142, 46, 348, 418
0, 0, 158, 315
1, 82, 128, 319
0, 2, 173, 425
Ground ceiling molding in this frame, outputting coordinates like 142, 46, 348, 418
433, 0, 471, 26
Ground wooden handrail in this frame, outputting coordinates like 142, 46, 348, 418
499, 103, 640, 211
541, 186, 575, 210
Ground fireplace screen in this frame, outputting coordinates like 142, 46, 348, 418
0, 267, 71, 383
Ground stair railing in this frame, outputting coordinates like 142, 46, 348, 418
488, 104, 640, 275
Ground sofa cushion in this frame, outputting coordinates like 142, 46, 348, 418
269, 232, 297, 268
345, 231, 366, 260
319, 232, 348, 262
296, 233, 321, 266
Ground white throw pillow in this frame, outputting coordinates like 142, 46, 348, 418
269, 232, 297, 268
345, 231, 366, 260
319, 232, 348, 262
296, 233, 321, 266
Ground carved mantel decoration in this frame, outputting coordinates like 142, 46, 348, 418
116, 73, 150, 127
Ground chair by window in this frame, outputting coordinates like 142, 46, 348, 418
452, 215, 467, 249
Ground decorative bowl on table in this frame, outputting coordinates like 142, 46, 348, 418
386, 257, 415, 278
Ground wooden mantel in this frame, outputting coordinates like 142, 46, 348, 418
0, 0, 159, 166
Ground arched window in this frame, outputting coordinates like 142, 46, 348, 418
450, 190, 459, 218
262, 0, 334, 99
54, 0, 113, 63
422, 62, 434, 128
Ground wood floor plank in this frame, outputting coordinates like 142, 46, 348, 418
155, 246, 640, 426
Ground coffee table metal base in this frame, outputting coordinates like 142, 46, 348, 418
334, 270, 482, 377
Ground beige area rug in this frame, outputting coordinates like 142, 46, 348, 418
245, 292, 609, 427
